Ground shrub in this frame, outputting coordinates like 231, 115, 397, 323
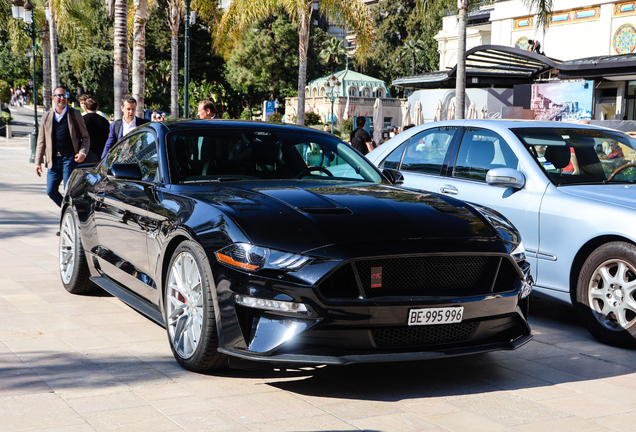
0, 111, 12, 123
305, 111, 322, 126
0, 80, 10, 104
267, 112, 283, 123
222, 112, 231, 119
340, 117, 353, 139
240, 108, 251, 120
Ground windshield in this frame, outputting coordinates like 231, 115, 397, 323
166, 128, 383, 184
513, 127, 636, 185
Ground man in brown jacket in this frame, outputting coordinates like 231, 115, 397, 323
35, 87, 90, 207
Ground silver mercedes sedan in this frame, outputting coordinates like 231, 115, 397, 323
367, 120, 636, 347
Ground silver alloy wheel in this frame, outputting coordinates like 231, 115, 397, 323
59, 212, 76, 285
588, 258, 636, 331
166, 251, 204, 359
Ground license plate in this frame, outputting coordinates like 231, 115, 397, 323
408, 307, 464, 326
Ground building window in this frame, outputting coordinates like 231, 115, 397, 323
320, 87, 326, 96
312, 87, 318, 97
363, 88, 370, 97
349, 87, 357, 96
377, 89, 384, 98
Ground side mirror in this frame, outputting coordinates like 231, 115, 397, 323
110, 163, 143, 180
382, 168, 404, 185
486, 168, 525, 190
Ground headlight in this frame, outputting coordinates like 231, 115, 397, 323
511, 241, 526, 263
470, 203, 521, 244
215, 243, 313, 272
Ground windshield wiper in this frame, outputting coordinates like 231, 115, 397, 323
181, 177, 249, 184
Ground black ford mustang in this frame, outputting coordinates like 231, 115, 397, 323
59, 120, 533, 372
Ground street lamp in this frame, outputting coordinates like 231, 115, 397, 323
326, 74, 341, 134
11, 0, 46, 163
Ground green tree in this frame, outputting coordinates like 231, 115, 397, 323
59, 47, 114, 112
401, 38, 426, 76
225, 14, 300, 103
319, 36, 346, 73
0, 38, 30, 85
217, 0, 374, 126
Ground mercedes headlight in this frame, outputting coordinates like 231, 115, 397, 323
215, 243, 313, 272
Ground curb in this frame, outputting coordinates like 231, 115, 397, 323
0, 137, 31, 149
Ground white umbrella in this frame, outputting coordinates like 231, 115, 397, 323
479, 104, 488, 119
447, 97, 456, 120
413, 100, 423, 125
342, 95, 350, 121
433, 100, 442, 122
467, 101, 477, 119
402, 101, 411, 128
373, 98, 383, 144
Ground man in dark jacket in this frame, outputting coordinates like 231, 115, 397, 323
350, 116, 374, 155
83, 97, 110, 158
35, 87, 90, 207
101, 95, 150, 158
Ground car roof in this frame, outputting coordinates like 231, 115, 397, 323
149, 119, 330, 135
419, 119, 602, 130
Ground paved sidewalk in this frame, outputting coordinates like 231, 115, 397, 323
1, 146, 636, 432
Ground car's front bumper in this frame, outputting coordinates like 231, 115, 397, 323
212, 254, 533, 365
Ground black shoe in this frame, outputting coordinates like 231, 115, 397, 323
56, 231, 60, 236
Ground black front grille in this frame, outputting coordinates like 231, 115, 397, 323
372, 323, 477, 348
356, 256, 499, 298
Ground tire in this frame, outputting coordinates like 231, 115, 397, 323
59, 208, 94, 295
165, 241, 228, 372
577, 241, 636, 347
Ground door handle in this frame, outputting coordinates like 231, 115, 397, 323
440, 184, 459, 195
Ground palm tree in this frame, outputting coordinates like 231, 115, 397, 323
164, 0, 220, 119
166, 0, 180, 119
319, 36, 346, 73
47, 7, 59, 89
111, 0, 128, 120
131, 0, 151, 118
41, 19, 51, 110
401, 38, 426, 76
217, 0, 374, 126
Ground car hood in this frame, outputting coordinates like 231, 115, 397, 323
189, 182, 501, 254
559, 184, 636, 210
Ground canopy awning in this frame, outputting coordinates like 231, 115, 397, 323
394, 45, 560, 89
395, 45, 636, 89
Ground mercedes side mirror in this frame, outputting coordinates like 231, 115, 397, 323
486, 168, 525, 190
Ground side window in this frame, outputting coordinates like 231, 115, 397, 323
454, 128, 518, 181
380, 140, 407, 170
400, 127, 457, 175
107, 132, 158, 181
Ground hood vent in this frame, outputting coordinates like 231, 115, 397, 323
297, 206, 352, 215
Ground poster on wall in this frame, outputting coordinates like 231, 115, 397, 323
515, 81, 593, 121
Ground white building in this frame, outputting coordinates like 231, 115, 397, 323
437, 0, 636, 67
397, 0, 636, 122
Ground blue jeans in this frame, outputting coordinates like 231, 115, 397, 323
46, 155, 77, 207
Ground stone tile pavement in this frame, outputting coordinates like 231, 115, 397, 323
1, 146, 636, 432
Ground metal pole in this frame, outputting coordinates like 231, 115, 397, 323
29, 20, 38, 163
183, 0, 190, 119
330, 95, 334, 134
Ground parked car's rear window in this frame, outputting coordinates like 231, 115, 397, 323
513, 128, 636, 185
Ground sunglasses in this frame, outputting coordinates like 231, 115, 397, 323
53, 93, 69, 99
